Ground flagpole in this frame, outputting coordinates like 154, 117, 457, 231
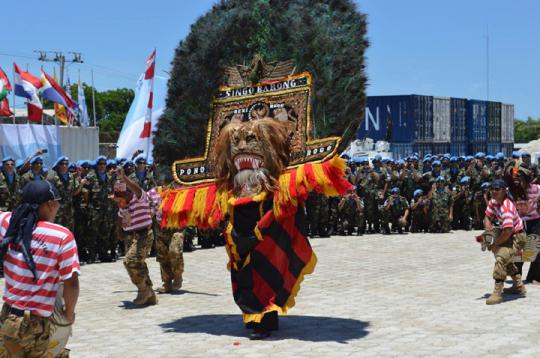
11, 67, 15, 124
91, 69, 96, 127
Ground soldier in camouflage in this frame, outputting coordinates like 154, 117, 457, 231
410, 189, 429, 233
451, 176, 473, 230
20, 156, 46, 188
47, 156, 81, 232
0, 157, 22, 212
86, 156, 115, 262
428, 176, 453, 233
337, 188, 364, 236
381, 187, 409, 234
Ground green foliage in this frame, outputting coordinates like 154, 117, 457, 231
154, 0, 368, 166
514, 117, 540, 143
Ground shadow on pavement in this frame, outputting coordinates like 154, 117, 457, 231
159, 314, 370, 343
477, 293, 526, 303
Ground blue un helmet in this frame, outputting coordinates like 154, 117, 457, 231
481, 182, 491, 190
512, 151, 520, 159
413, 189, 424, 197
391, 187, 400, 194
460, 176, 471, 185
436, 175, 446, 183
475, 152, 486, 159
432, 160, 441, 167
495, 152, 505, 161
52, 156, 69, 170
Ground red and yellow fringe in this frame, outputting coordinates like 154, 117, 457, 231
161, 156, 352, 229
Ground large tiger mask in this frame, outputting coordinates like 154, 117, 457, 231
214, 118, 289, 197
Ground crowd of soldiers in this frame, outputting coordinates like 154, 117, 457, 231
0, 149, 223, 266
305, 151, 538, 237
2, 149, 537, 259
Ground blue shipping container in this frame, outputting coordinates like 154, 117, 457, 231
413, 143, 432, 158
450, 142, 467, 157
390, 143, 414, 160
487, 102, 502, 142
450, 98, 467, 142
487, 142, 501, 155
469, 143, 487, 155
360, 95, 433, 143
432, 143, 450, 155
466, 100, 487, 143
501, 143, 513, 158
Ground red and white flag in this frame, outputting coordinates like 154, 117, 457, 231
139, 50, 155, 140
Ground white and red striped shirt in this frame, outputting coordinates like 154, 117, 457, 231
485, 198, 524, 232
147, 187, 162, 222
513, 184, 540, 221
118, 192, 152, 231
0, 211, 80, 317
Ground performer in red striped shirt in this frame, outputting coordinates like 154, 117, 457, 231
483, 179, 527, 305
112, 167, 157, 306
0, 180, 80, 356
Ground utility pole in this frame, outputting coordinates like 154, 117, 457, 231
34, 51, 83, 86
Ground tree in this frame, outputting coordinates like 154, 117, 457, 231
514, 117, 540, 143
154, 0, 368, 166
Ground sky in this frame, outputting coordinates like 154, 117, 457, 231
1, 0, 538, 119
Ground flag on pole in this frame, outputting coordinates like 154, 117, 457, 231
64, 75, 76, 125
78, 76, 90, 127
13, 63, 42, 122
0, 67, 12, 101
0, 67, 13, 117
40, 70, 77, 109
139, 50, 156, 139
53, 68, 69, 125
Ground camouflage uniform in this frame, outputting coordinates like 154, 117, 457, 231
74, 181, 91, 262
123, 229, 154, 292
429, 188, 453, 233
0, 305, 50, 357
155, 230, 184, 290
382, 195, 409, 234
306, 193, 330, 237
410, 196, 429, 233
451, 186, 472, 230
493, 233, 526, 281
472, 190, 489, 230
337, 194, 364, 235
86, 171, 115, 261
47, 171, 79, 232
20, 170, 45, 189
0, 171, 22, 212
183, 226, 196, 252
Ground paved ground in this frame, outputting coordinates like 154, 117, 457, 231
64, 230, 540, 357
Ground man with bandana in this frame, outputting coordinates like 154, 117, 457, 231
0, 180, 80, 356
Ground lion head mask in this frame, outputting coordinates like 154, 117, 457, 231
214, 118, 290, 197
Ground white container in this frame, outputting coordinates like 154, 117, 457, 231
501, 103, 514, 143
432, 96, 451, 143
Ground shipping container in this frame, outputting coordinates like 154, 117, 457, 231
468, 142, 487, 155
413, 143, 432, 158
359, 95, 433, 143
433, 97, 451, 143
390, 143, 414, 160
487, 102, 502, 142
432, 143, 450, 155
501, 103, 514, 143
449, 142, 467, 157
450, 98, 467, 142
466, 100, 487, 143
486, 142, 501, 155
501, 143, 513, 158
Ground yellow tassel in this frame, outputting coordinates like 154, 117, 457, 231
169, 190, 187, 227
191, 187, 209, 226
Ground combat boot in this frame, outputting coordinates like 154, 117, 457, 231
486, 282, 504, 305
157, 281, 173, 294
172, 277, 182, 290
133, 287, 158, 305
503, 275, 527, 295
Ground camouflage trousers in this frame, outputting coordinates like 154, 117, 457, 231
0, 304, 50, 358
155, 228, 184, 286
430, 210, 450, 233
89, 208, 115, 261
123, 228, 154, 290
493, 233, 527, 281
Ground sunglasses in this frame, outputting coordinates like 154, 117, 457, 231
60, 162, 69, 166
4, 163, 14, 166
